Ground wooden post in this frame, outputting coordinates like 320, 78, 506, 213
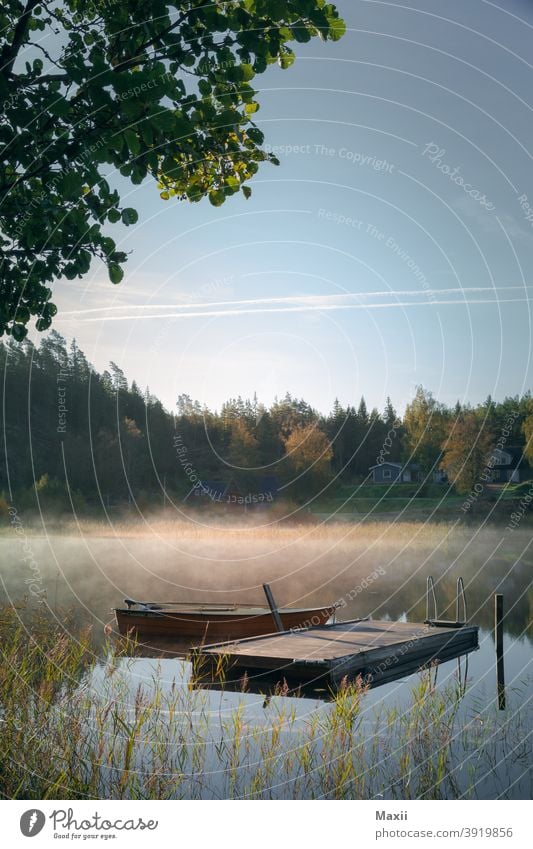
495, 593, 506, 710
263, 583, 284, 633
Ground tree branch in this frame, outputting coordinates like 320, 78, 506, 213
0, 0, 41, 76
111, 7, 193, 72
7, 71, 71, 87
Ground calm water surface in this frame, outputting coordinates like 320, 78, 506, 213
1, 528, 531, 798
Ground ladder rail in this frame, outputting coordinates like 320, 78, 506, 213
456, 576, 467, 624
426, 576, 438, 621
426, 575, 468, 625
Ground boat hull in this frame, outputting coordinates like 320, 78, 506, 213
115, 606, 335, 640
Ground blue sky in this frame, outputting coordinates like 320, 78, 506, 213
53, 0, 533, 415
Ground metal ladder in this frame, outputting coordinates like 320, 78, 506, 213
425, 576, 468, 626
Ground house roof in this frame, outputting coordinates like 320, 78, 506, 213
369, 461, 431, 472
491, 446, 528, 467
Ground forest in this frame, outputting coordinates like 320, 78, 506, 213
1, 331, 532, 514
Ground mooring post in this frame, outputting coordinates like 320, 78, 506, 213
263, 583, 284, 633
494, 593, 506, 710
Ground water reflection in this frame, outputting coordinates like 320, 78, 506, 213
121, 632, 478, 701
1, 529, 531, 708
79, 644, 531, 800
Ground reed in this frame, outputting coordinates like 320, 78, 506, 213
0, 605, 530, 800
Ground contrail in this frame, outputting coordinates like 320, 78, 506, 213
59, 295, 531, 324
60, 285, 531, 317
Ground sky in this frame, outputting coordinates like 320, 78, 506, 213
50, 0, 533, 416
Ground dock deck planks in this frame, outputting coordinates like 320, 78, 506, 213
198, 618, 479, 688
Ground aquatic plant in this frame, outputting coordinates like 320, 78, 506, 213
0, 605, 530, 800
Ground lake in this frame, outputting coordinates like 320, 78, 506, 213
1, 520, 531, 798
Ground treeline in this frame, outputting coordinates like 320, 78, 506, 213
0, 331, 532, 512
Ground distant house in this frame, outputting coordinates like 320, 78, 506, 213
369, 462, 446, 484
369, 447, 529, 486
184, 476, 279, 507
487, 447, 527, 483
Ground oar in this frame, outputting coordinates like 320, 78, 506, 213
262, 583, 284, 633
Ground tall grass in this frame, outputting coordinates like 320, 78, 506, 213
0, 606, 530, 800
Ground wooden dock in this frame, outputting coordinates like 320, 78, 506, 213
197, 618, 479, 689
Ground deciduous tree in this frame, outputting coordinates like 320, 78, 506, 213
403, 385, 448, 474
441, 413, 494, 494
284, 422, 332, 484
0, 0, 344, 339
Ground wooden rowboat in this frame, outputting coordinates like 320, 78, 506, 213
114, 598, 336, 641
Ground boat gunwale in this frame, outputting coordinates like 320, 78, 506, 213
114, 604, 337, 618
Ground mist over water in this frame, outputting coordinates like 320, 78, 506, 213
1, 519, 531, 641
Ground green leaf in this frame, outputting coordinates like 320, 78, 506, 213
49, 97, 70, 117
12, 324, 28, 342
101, 237, 116, 257
293, 25, 312, 43
124, 129, 141, 156
242, 185, 252, 200
172, 115, 194, 137
0, 72, 9, 101
140, 123, 153, 146
208, 189, 226, 207
108, 263, 124, 284
43, 302, 58, 318
63, 264, 78, 280
278, 51, 295, 70
121, 207, 139, 225
240, 64, 255, 82
61, 171, 82, 200
328, 16, 346, 41
35, 317, 51, 331
247, 127, 264, 145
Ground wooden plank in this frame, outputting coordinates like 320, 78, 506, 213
213, 629, 478, 682
200, 620, 480, 691
204, 621, 465, 663
330, 629, 479, 685
196, 641, 478, 696
332, 642, 477, 688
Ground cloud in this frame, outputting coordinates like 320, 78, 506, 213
453, 196, 533, 245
